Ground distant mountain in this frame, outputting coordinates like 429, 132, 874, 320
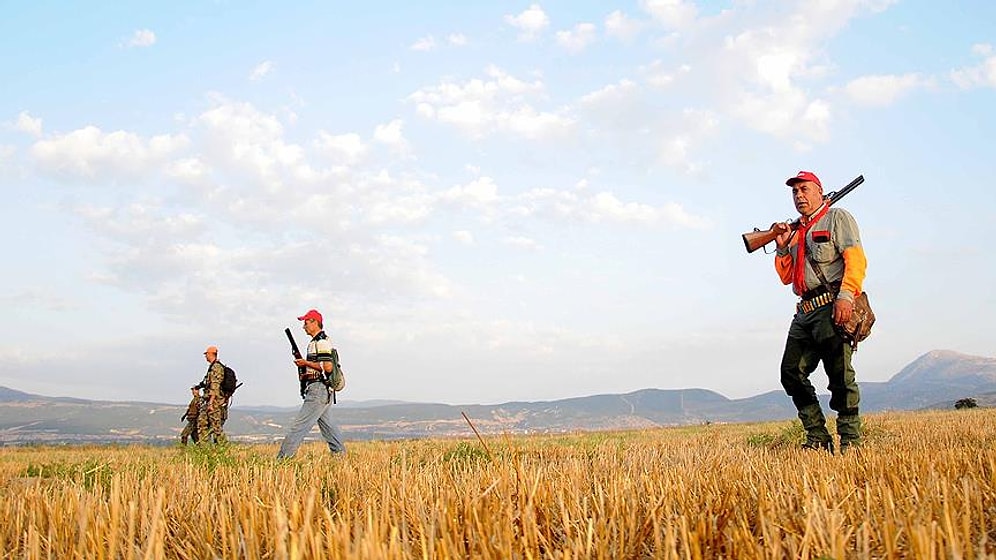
0, 350, 992, 445
860, 350, 996, 411
0, 387, 33, 402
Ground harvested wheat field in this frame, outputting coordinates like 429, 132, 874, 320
1, 407, 995, 559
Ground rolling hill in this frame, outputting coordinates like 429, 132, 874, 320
0, 349, 993, 444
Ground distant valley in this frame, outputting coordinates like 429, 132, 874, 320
1, 350, 994, 445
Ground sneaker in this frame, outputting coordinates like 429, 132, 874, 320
802, 439, 834, 454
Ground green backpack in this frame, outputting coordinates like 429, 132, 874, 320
328, 348, 346, 392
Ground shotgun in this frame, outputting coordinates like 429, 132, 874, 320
285, 328, 307, 377
742, 175, 864, 253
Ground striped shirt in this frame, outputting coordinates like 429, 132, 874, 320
304, 331, 334, 378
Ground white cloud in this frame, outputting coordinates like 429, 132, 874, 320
314, 131, 368, 164
30, 126, 189, 179
123, 29, 156, 48
640, 60, 691, 88
576, 78, 719, 173
453, 230, 475, 245
75, 202, 204, 245
505, 4, 550, 41
199, 97, 284, 143
575, 1, 899, 157
499, 106, 575, 140
799, 99, 830, 143
659, 137, 691, 170
72, 185, 452, 323
165, 157, 210, 184
733, 89, 830, 145
365, 192, 434, 226
196, 96, 321, 187
408, 66, 574, 139
555, 23, 597, 54
512, 187, 709, 229
0, 288, 77, 312
843, 73, 929, 106
503, 235, 542, 251
950, 44, 996, 89
14, 111, 43, 137
578, 79, 651, 131
249, 60, 274, 81
579, 79, 640, 107
447, 33, 468, 46
283, 107, 299, 125
658, 109, 718, 173
410, 35, 436, 52
0, 144, 17, 177
605, 10, 643, 42
586, 191, 708, 228
640, 0, 697, 30
373, 119, 411, 155
625, 1, 889, 156
710, 1, 871, 145
440, 176, 500, 211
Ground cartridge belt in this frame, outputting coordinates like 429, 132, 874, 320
797, 291, 835, 314
800, 281, 840, 301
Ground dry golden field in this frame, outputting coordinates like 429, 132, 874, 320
1, 408, 995, 559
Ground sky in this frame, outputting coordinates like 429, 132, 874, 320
1, 1, 994, 408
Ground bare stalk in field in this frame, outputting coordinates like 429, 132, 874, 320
461, 410, 494, 462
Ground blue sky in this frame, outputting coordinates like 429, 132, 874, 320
1, 1, 994, 407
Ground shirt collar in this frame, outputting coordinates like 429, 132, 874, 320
802, 202, 827, 224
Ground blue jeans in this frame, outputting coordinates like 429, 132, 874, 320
277, 382, 346, 458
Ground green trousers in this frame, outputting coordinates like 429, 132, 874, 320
196, 397, 228, 444
180, 419, 198, 444
780, 304, 861, 445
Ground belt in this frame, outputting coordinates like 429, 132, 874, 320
797, 291, 835, 314
801, 281, 840, 301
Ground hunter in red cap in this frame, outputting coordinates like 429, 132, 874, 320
297, 309, 323, 325
278, 307, 346, 458
770, 169, 868, 454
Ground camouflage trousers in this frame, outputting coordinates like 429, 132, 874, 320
180, 419, 198, 444
196, 398, 228, 444
780, 304, 862, 446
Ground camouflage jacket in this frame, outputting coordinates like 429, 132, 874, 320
182, 395, 200, 421
201, 362, 226, 400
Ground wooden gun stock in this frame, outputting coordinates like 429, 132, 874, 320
742, 223, 797, 253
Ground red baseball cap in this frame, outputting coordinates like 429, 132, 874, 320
204, 345, 218, 355
297, 309, 323, 323
786, 170, 822, 188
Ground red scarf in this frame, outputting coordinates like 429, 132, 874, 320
793, 203, 830, 296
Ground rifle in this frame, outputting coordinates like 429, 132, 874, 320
285, 328, 337, 403
742, 175, 864, 253
285, 328, 307, 377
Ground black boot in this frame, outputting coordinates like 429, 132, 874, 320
799, 404, 833, 453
